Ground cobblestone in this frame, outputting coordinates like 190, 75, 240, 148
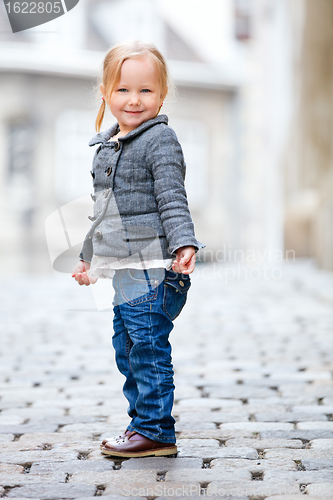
224, 438, 303, 449
210, 457, 298, 471
7, 484, 96, 498
302, 459, 333, 470
1, 260, 333, 498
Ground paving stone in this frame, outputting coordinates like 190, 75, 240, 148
264, 497, 306, 500
29, 415, 98, 425
0, 472, 67, 486
32, 398, 116, 410
297, 422, 333, 430
18, 432, 93, 447
0, 463, 24, 473
265, 449, 333, 459
51, 443, 99, 456
260, 430, 333, 441
69, 406, 123, 418
177, 440, 258, 459
207, 481, 300, 497
120, 457, 203, 470
165, 468, 251, 481
58, 423, 112, 434
176, 411, 250, 423
7, 483, 96, 498
306, 483, 333, 496
30, 459, 114, 475
75, 497, 142, 500
86, 449, 108, 460
69, 470, 156, 485
220, 422, 294, 432
173, 398, 242, 410
175, 421, 217, 431
225, 438, 303, 449
310, 439, 333, 449
104, 481, 202, 498
1, 408, 65, 419
210, 457, 298, 471
292, 405, 333, 414
0, 415, 25, 425
203, 386, 280, 399
264, 470, 333, 483
0, 433, 15, 442
0, 424, 59, 434
174, 386, 202, 399
177, 429, 254, 439
255, 412, 327, 422
302, 459, 333, 470
0, 450, 78, 463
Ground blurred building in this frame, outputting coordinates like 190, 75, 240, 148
0, 0, 332, 274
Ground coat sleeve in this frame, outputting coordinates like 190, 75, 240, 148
147, 126, 205, 256
79, 236, 93, 263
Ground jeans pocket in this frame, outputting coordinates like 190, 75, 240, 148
120, 268, 163, 306
162, 273, 191, 320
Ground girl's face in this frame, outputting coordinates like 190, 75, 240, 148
102, 56, 165, 135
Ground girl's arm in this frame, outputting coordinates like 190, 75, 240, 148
148, 126, 204, 263
72, 261, 97, 286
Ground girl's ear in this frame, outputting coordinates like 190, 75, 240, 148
161, 87, 168, 102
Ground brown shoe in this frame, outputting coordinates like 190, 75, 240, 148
100, 431, 177, 458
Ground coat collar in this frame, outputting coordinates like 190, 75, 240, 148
88, 114, 169, 146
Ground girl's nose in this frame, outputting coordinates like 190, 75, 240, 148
129, 93, 140, 106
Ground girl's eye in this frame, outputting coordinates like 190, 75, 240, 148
141, 89, 151, 93
118, 88, 128, 92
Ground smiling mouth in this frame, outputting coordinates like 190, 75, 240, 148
125, 110, 143, 114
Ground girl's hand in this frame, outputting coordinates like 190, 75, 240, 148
172, 246, 196, 274
72, 261, 97, 286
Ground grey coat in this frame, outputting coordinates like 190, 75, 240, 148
79, 114, 204, 263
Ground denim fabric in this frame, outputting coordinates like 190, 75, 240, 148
111, 267, 191, 443
79, 115, 205, 263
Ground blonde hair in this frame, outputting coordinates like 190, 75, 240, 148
95, 40, 170, 132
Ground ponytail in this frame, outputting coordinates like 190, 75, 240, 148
95, 99, 106, 133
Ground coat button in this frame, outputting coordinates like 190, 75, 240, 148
88, 215, 96, 221
90, 193, 96, 201
106, 166, 112, 176
114, 142, 120, 152
95, 231, 103, 240
179, 280, 184, 287
90, 170, 95, 178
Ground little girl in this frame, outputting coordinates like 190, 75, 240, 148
72, 41, 204, 458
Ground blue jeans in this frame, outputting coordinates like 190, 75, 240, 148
111, 268, 191, 443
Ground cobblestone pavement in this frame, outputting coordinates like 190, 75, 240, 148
1, 260, 333, 500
